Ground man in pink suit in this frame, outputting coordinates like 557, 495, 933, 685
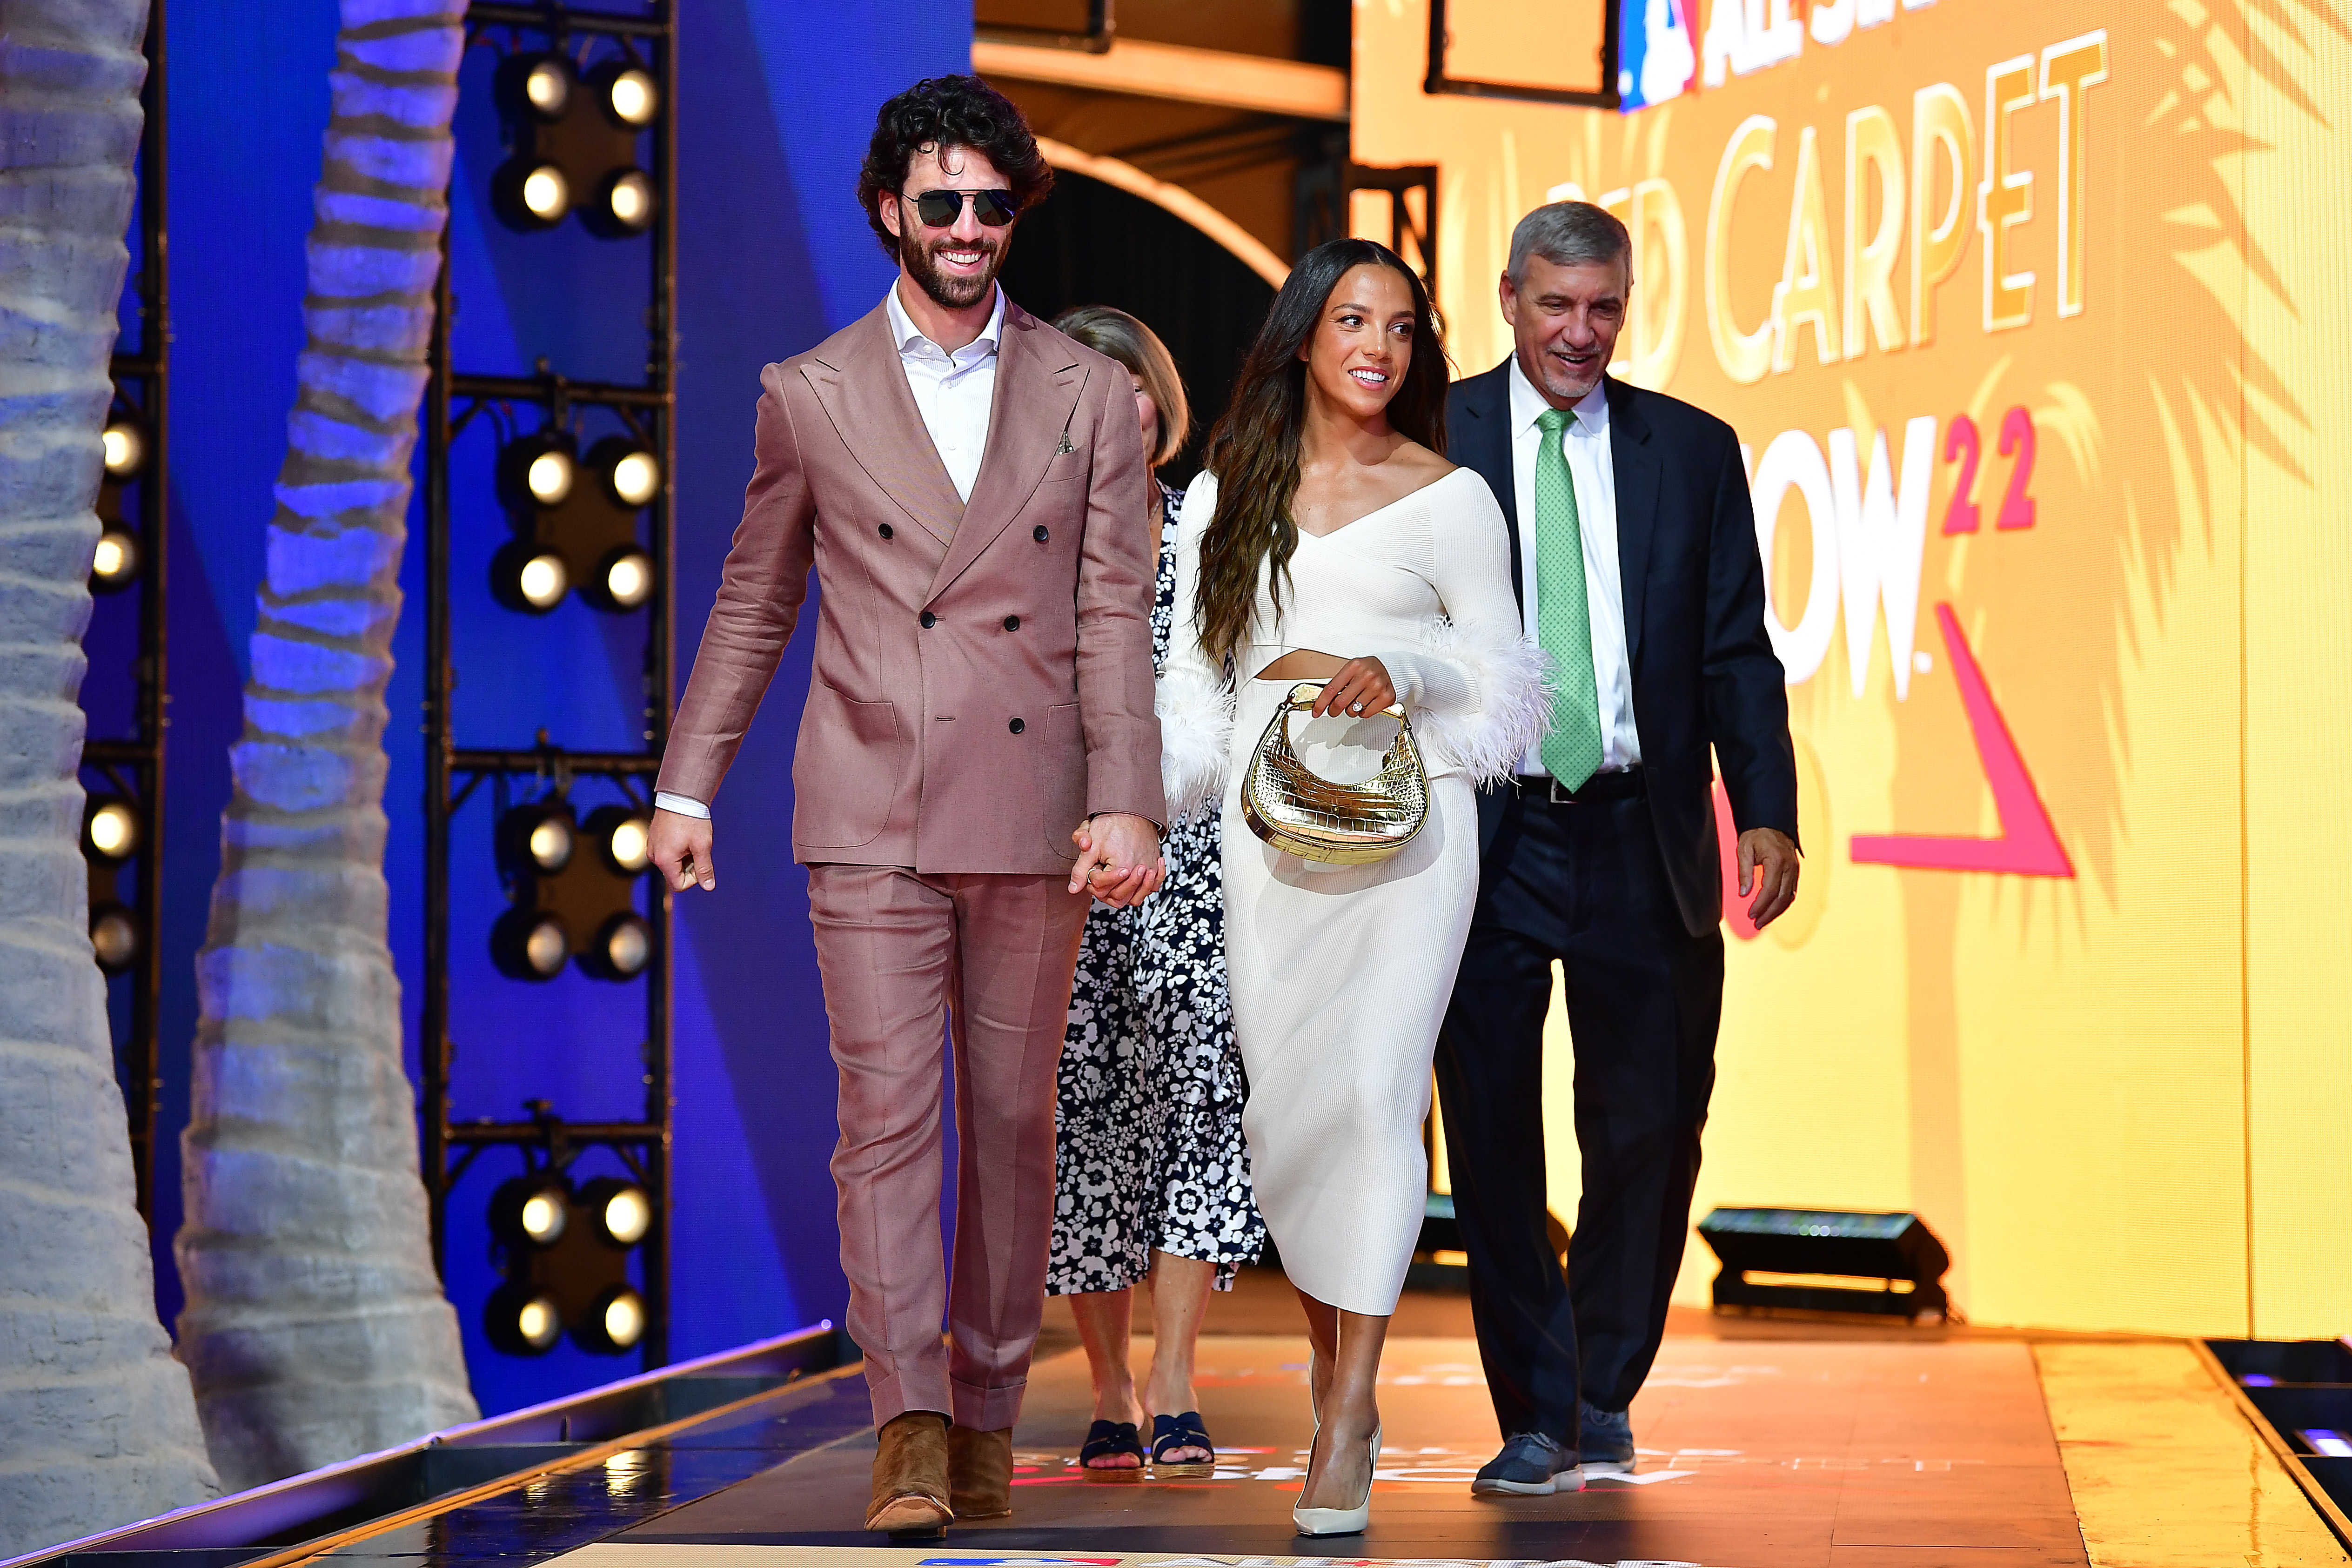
646, 76, 1166, 1537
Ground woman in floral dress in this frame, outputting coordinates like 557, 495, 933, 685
1046, 307, 1265, 1479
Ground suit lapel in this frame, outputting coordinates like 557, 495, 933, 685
926, 304, 1083, 601
1458, 361, 1522, 610
800, 306, 965, 548
1606, 376, 1657, 674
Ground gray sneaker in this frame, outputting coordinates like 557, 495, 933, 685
1471, 1430, 1584, 1496
1577, 1400, 1635, 1474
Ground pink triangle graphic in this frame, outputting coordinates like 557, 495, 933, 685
1849, 602, 2074, 877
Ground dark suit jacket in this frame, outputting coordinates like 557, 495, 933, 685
1445, 361, 1797, 936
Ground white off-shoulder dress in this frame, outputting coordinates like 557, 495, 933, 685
1157, 467, 1548, 1316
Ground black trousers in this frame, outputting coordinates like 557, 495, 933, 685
1434, 787, 1723, 1443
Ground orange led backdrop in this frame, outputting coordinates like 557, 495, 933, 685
1359, 0, 2352, 1335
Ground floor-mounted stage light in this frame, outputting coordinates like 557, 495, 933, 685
491, 46, 658, 241
494, 429, 657, 615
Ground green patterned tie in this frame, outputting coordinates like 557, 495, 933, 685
1534, 406, 1604, 790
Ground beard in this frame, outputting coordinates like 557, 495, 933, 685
900, 224, 1007, 310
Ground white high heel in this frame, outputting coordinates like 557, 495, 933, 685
1292, 1421, 1379, 1537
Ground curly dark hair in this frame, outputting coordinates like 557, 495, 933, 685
857, 76, 1053, 259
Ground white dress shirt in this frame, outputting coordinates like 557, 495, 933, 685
1508, 356, 1642, 775
655, 283, 1007, 823
884, 277, 1003, 503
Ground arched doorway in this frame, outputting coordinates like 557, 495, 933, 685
1000, 167, 1279, 487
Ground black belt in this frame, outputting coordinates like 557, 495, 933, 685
1508, 768, 1645, 804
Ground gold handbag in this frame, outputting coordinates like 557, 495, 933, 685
1241, 681, 1429, 864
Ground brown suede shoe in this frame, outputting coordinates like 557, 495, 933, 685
948, 1424, 1015, 1519
866, 1411, 952, 1536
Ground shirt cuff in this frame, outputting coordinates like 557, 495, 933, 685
653, 791, 709, 820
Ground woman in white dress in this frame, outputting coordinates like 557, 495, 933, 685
1156, 239, 1548, 1534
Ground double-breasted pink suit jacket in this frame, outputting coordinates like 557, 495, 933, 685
657, 295, 1166, 1431
656, 299, 1166, 859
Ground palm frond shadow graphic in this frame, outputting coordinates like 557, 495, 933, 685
1918, 0, 2344, 927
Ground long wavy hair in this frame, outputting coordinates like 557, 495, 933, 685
1194, 239, 1447, 670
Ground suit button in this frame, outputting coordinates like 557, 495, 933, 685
1033, 525, 1049, 542
1003, 615, 1020, 631
919, 611, 936, 629
878, 523, 893, 539
1008, 717, 1025, 735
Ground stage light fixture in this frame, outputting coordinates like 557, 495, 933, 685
490, 541, 570, 615
577, 1175, 652, 1247
84, 797, 139, 862
576, 1284, 646, 1354
592, 61, 657, 127
491, 157, 572, 230
603, 444, 660, 509
500, 434, 656, 616
90, 902, 139, 974
490, 1171, 572, 1247
584, 805, 651, 875
499, 799, 576, 875
90, 525, 140, 594
519, 54, 574, 118
583, 910, 651, 981
492, 43, 658, 240
491, 905, 571, 980
101, 418, 146, 478
584, 169, 655, 238
594, 547, 654, 611
485, 1281, 565, 1355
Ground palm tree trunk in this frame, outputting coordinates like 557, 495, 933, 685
172, 0, 475, 1488
0, 0, 221, 1551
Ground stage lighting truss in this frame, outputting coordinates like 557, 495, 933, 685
490, 791, 655, 983
490, 43, 659, 238
428, 3, 674, 1371
480, 1139, 654, 1358
491, 420, 659, 615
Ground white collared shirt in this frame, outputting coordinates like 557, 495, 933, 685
885, 278, 1003, 503
1508, 356, 1642, 774
653, 282, 1008, 823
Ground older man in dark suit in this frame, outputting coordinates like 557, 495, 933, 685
1436, 201, 1800, 1497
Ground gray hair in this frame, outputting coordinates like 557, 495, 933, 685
1508, 201, 1632, 286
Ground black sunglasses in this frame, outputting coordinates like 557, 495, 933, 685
903, 187, 1017, 228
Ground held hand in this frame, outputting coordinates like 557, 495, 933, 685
1308, 657, 1398, 719
1736, 827, 1799, 928
649, 807, 716, 893
1069, 812, 1168, 906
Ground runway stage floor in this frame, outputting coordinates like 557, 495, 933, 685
282, 1283, 2345, 1568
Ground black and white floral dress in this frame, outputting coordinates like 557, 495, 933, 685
1048, 482, 1266, 1294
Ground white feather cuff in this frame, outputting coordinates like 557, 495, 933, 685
1407, 622, 1555, 786
1156, 664, 1236, 824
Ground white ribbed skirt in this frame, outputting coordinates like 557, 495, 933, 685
1220, 678, 1481, 1316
